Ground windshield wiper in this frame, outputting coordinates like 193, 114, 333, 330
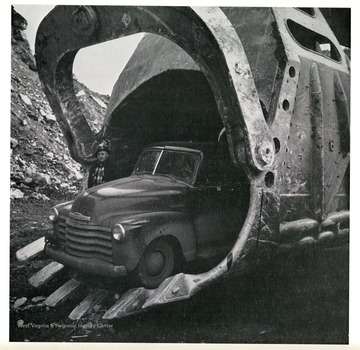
157, 174, 192, 186
158, 173, 178, 182
135, 171, 152, 176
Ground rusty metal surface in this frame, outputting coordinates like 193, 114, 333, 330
309, 62, 325, 221
270, 7, 350, 226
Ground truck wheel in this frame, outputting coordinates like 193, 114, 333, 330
137, 239, 175, 289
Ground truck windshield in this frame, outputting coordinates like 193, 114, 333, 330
134, 150, 161, 174
134, 149, 198, 184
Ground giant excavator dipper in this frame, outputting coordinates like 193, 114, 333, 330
16, 7, 350, 320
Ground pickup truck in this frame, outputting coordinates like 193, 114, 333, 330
46, 142, 249, 288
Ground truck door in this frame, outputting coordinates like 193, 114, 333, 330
193, 153, 249, 257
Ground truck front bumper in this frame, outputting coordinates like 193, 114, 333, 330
45, 243, 127, 278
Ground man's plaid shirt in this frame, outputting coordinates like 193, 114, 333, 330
91, 162, 106, 186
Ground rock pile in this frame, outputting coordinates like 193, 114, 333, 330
11, 7, 109, 201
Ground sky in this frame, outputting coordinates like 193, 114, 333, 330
13, 5, 143, 95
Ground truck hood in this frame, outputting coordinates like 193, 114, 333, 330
70, 175, 189, 224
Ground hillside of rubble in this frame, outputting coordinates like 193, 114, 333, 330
10, 6, 109, 202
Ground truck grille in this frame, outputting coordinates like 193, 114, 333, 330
63, 213, 113, 263
55, 215, 67, 247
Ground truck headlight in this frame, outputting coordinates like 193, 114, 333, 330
49, 207, 59, 222
112, 224, 126, 241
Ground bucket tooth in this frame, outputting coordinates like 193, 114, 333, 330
142, 273, 197, 309
45, 278, 81, 307
69, 289, 108, 320
16, 237, 45, 261
28, 261, 64, 288
102, 288, 154, 320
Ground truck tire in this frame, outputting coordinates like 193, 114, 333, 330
136, 239, 175, 289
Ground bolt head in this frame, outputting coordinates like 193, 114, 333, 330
256, 141, 274, 166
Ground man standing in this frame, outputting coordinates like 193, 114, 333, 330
87, 140, 116, 188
